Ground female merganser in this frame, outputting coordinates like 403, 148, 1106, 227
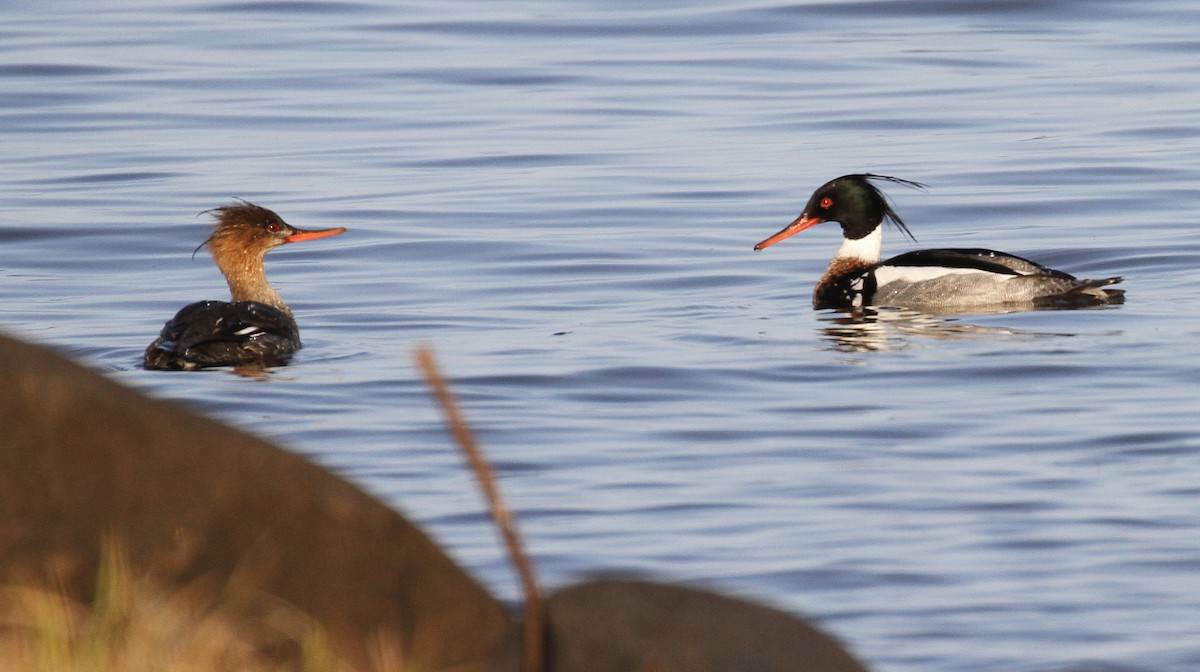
144, 203, 346, 370
754, 174, 1124, 312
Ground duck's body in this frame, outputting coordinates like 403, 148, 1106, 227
143, 299, 301, 370
144, 203, 345, 371
755, 174, 1123, 312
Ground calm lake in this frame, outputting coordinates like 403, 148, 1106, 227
3, 1, 1199, 670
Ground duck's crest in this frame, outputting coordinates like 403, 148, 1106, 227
858, 173, 927, 243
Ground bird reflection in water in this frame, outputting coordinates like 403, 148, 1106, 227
816, 305, 1104, 353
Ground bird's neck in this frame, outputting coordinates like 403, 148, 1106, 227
832, 225, 883, 265
814, 226, 883, 306
215, 254, 291, 316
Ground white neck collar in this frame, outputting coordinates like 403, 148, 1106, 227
833, 226, 883, 264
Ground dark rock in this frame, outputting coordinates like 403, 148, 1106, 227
0, 332, 511, 671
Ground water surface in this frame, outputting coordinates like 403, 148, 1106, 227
3, 2, 1199, 671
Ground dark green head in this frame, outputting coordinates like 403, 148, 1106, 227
755, 174, 926, 250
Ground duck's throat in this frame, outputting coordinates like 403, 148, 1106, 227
832, 226, 883, 265
221, 257, 290, 315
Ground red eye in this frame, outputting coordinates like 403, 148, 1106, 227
267, 222, 280, 233
820, 197, 833, 208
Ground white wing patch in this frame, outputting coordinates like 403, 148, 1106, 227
874, 265, 1010, 286
233, 325, 263, 337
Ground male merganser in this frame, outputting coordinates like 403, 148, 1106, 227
754, 174, 1124, 312
143, 203, 346, 370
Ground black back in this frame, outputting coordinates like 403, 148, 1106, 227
884, 248, 1078, 280
143, 300, 300, 370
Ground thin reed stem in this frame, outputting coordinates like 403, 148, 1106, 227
413, 347, 544, 672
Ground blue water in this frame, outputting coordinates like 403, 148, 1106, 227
3, 2, 1199, 670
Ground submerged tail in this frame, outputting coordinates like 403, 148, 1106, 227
1037, 276, 1124, 308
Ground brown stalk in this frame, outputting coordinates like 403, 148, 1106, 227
413, 347, 544, 672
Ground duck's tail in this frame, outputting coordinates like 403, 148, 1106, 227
1037, 276, 1124, 308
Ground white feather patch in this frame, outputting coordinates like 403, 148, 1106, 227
874, 264, 1011, 286
834, 227, 883, 264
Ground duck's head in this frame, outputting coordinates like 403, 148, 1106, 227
201, 202, 346, 262
754, 174, 925, 251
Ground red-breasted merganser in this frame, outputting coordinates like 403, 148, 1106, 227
754, 174, 1124, 312
144, 203, 346, 370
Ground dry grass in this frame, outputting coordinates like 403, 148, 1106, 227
0, 344, 515, 672
0, 542, 406, 672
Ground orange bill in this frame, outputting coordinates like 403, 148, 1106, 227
286, 227, 347, 244
753, 215, 823, 251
